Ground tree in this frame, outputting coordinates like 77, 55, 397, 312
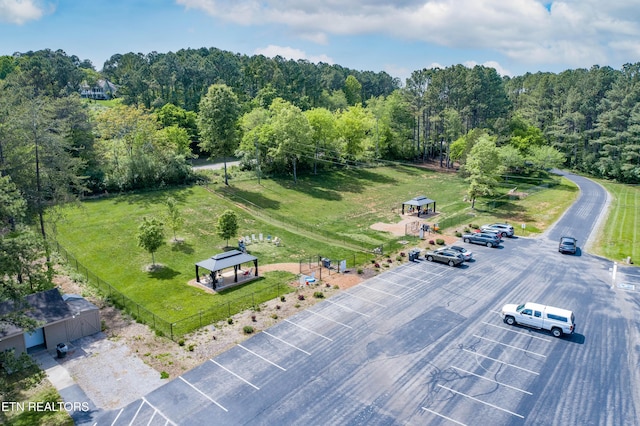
216, 210, 238, 247
344, 75, 362, 106
137, 217, 165, 266
269, 98, 313, 183
197, 84, 241, 186
1, 176, 51, 331
527, 146, 566, 171
164, 197, 184, 242
464, 136, 504, 208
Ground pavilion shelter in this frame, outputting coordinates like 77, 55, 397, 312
195, 250, 258, 284
401, 196, 436, 215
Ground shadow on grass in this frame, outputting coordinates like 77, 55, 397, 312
148, 266, 180, 280
170, 240, 194, 254
218, 187, 282, 209
110, 186, 194, 207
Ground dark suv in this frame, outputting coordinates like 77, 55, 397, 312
463, 232, 501, 247
559, 236, 577, 254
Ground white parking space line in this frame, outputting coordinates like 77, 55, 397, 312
238, 344, 286, 371
472, 335, 547, 358
140, 397, 179, 424
209, 360, 260, 390
146, 410, 156, 426
305, 309, 353, 329
177, 377, 229, 411
284, 319, 333, 341
110, 408, 124, 426
359, 283, 402, 298
342, 292, 387, 308
481, 321, 552, 342
450, 366, 533, 395
129, 400, 146, 426
262, 331, 312, 355
462, 349, 540, 375
438, 385, 524, 419
421, 407, 467, 425
325, 299, 371, 317
369, 275, 416, 289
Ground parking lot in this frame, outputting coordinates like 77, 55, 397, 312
94, 237, 639, 425
95, 172, 640, 425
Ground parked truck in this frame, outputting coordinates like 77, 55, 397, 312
500, 302, 576, 337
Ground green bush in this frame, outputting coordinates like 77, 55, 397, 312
280, 296, 286, 302
271, 313, 278, 319
470, 223, 479, 229
227, 318, 233, 325
436, 239, 445, 245
357, 268, 363, 274
243, 326, 255, 334
188, 344, 196, 352
313, 292, 325, 299
455, 231, 462, 237
160, 371, 169, 379
178, 339, 185, 346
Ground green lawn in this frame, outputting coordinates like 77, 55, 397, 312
51, 166, 582, 336
592, 180, 640, 263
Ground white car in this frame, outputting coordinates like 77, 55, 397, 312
481, 223, 514, 237
501, 302, 575, 337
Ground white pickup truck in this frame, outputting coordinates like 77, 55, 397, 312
501, 302, 575, 337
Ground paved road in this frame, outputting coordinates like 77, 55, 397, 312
94, 173, 640, 426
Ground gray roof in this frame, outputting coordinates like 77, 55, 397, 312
196, 250, 258, 272
403, 195, 435, 206
0, 288, 72, 339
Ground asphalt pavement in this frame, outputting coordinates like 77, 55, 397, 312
92, 172, 640, 426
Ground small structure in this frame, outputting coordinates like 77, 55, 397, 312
195, 250, 259, 287
0, 288, 100, 356
402, 195, 436, 216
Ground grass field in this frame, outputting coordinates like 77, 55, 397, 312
51, 165, 581, 335
592, 180, 639, 263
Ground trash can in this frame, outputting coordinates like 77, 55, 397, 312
409, 249, 421, 261
322, 258, 331, 268
56, 343, 68, 359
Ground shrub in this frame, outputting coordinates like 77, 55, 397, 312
280, 296, 286, 302
357, 268, 363, 274
294, 303, 301, 308
455, 231, 462, 237
160, 371, 169, 379
333, 285, 340, 289
155, 330, 164, 337
188, 344, 195, 352
428, 240, 435, 245
387, 258, 393, 263
400, 252, 406, 257
298, 294, 305, 301
243, 326, 254, 334
471, 223, 479, 229
251, 314, 257, 322
178, 339, 185, 346
436, 239, 445, 245
371, 259, 376, 264
275, 304, 281, 310
313, 292, 325, 299
227, 318, 233, 325
374, 262, 380, 268
396, 255, 403, 261
271, 313, 278, 319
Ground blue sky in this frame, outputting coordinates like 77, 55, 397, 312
1, 0, 639, 82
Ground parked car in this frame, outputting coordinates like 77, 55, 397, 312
559, 236, 577, 254
479, 228, 504, 241
481, 223, 514, 237
446, 245, 473, 261
425, 248, 464, 266
501, 302, 576, 337
462, 232, 501, 247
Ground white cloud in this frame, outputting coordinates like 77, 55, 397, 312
177, 0, 640, 69
0, 0, 50, 24
464, 60, 512, 77
254, 45, 334, 64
